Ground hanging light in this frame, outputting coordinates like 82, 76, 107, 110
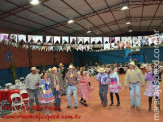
87, 30, 91, 33
30, 0, 40, 5
68, 19, 75, 24
129, 30, 133, 32
126, 21, 131, 25
121, 5, 129, 10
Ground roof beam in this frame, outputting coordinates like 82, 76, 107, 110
30, 0, 162, 35
0, 0, 50, 20
146, 0, 161, 32
84, 0, 115, 36
73, 16, 163, 35
99, 26, 162, 36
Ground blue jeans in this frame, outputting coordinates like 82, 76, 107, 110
129, 83, 140, 107
67, 85, 78, 107
52, 88, 61, 107
99, 85, 108, 105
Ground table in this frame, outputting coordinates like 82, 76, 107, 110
10, 84, 26, 90
0, 89, 28, 104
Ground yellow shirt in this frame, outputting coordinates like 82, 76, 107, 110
124, 67, 145, 86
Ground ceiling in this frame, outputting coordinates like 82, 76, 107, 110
0, 0, 163, 37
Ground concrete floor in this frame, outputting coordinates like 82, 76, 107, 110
0, 74, 162, 122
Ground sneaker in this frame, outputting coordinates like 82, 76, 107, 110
74, 106, 78, 109
67, 106, 71, 109
131, 105, 135, 109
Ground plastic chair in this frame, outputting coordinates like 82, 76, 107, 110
10, 93, 24, 114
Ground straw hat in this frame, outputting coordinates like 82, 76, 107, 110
80, 67, 84, 71
52, 67, 57, 71
59, 63, 64, 66
68, 65, 74, 69
98, 68, 105, 73
31, 67, 37, 71
36, 69, 40, 72
48, 68, 52, 72
129, 61, 136, 66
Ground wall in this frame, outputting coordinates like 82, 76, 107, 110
73, 47, 163, 66
0, 43, 73, 85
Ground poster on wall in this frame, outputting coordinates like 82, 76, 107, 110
28, 35, 43, 50
140, 36, 149, 47
91, 37, 102, 44
46, 36, 53, 51
54, 36, 61, 44
160, 36, 163, 45
18, 34, 26, 43
0, 33, 9, 42
9, 34, 17, 47
83, 37, 90, 44
103, 37, 110, 50
112, 37, 120, 49
70, 37, 76, 44
62, 36, 69, 44
127, 36, 132, 48
149, 35, 162, 46
46, 36, 53, 44
77, 37, 84, 44
9, 34, 17, 43
132, 36, 140, 47
109, 37, 115, 49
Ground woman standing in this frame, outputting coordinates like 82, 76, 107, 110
39, 72, 55, 115
78, 71, 93, 106
144, 65, 161, 111
108, 65, 121, 106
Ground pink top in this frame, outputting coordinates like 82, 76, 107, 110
79, 74, 91, 83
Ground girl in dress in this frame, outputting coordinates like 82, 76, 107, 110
144, 65, 161, 111
108, 65, 121, 106
39, 72, 55, 115
78, 71, 93, 106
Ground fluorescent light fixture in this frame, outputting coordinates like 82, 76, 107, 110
87, 30, 91, 33
129, 30, 133, 32
126, 21, 131, 25
121, 5, 129, 10
68, 19, 75, 24
30, 0, 40, 5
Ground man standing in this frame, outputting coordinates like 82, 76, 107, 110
58, 63, 67, 96
124, 61, 145, 111
65, 65, 79, 109
25, 67, 41, 113
96, 68, 110, 107
49, 67, 63, 111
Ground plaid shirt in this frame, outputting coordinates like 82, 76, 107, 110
64, 71, 79, 85
96, 73, 110, 85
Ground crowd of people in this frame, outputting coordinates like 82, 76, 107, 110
25, 61, 162, 115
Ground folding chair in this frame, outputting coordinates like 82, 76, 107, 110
20, 90, 29, 112
10, 93, 24, 114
